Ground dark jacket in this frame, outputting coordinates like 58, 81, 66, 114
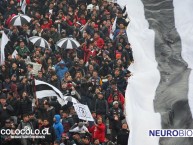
0, 103, 14, 127
95, 99, 108, 116
39, 125, 56, 144
43, 106, 56, 125
19, 97, 32, 116
117, 129, 130, 145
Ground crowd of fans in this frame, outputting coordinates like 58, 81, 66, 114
0, 0, 133, 145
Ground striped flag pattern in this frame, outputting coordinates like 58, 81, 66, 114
35, 79, 66, 106
120, 0, 193, 145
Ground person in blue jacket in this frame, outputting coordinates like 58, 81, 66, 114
54, 62, 68, 81
53, 114, 64, 141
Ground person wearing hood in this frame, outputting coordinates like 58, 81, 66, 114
55, 61, 69, 81
53, 114, 64, 141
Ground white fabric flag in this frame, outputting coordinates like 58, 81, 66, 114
19, 0, 22, 6
21, 0, 27, 14
12, 50, 18, 58
109, 16, 117, 40
0, 31, 9, 65
73, 103, 94, 121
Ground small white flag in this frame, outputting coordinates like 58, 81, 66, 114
12, 50, 18, 58
21, 0, 27, 14
73, 103, 94, 121
109, 16, 117, 40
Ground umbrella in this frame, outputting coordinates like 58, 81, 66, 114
10, 14, 31, 26
29, 36, 50, 49
56, 38, 80, 49
63, 96, 79, 104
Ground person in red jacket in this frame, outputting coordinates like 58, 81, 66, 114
41, 18, 53, 30
89, 117, 106, 143
82, 43, 97, 63
94, 32, 104, 49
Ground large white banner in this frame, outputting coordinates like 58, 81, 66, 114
73, 103, 94, 122
0, 31, 9, 65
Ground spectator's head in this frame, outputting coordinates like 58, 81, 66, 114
95, 86, 101, 94
5, 119, 11, 128
114, 68, 120, 76
43, 18, 48, 24
92, 70, 98, 78
22, 24, 29, 31
117, 10, 123, 18
107, 74, 113, 81
125, 43, 131, 49
7, 92, 13, 99
56, 54, 62, 62
119, 23, 125, 29
36, 25, 42, 32
113, 101, 119, 108
82, 135, 91, 144
44, 101, 50, 109
94, 138, 100, 145
5, 76, 10, 83
22, 91, 28, 99
50, 25, 56, 32
117, 43, 123, 50
91, 111, 96, 118
11, 74, 17, 81
1, 65, 6, 71
78, 122, 84, 128
12, 62, 17, 70
97, 92, 104, 99
38, 70, 43, 78
75, 71, 82, 79
97, 116, 103, 124
94, 32, 100, 39
29, 112, 35, 119
19, 40, 25, 48
27, 64, 33, 71
54, 140, 60, 145
43, 118, 50, 126
23, 114, 29, 122
0, 93, 7, 105
113, 94, 118, 101
53, 114, 61, 123
122, 122, 129, 130
72, 132, 81, 140
62, 111, 69, 119
66, 75, 72, 82
59, 62, 65, 69
74, 62, 80, 69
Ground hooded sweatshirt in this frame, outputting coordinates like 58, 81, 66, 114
53, 114, 64, 141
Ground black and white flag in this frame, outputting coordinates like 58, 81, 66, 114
35, 79, 66, 106
120, 0, 193, 145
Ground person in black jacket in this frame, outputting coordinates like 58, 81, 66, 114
117, 122, 130, 145
0, 93, 14, 128
19, 91, 32, 118
6, 92, 19, 124
38, 118, 56, 145
43, 100, 56, 125
108, 101, 125, 142
95, 92, 108, 122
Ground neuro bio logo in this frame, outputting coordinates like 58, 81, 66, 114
1, 128, 50, 139
149, 129, 193, 137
